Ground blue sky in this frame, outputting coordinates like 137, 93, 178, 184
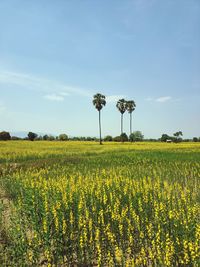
0, 0, 199, 138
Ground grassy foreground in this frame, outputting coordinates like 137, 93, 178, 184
0, 141, 200, 266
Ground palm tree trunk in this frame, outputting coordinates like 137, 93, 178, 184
99, 110, 102, 145
121, 113, 123, 135
130, 112, 132, 136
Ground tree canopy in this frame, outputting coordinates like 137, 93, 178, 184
0, 131, 11, 141
130, 131, 144, 142
59, 134, 68, 141
28, 132, 38, 141
126, 100, 136, 114
116, 99, 127, 114
92, 93, 106, 111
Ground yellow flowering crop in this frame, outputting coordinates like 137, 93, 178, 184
0, 141, 199, 266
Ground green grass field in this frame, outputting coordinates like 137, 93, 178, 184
0, 141, 200, 266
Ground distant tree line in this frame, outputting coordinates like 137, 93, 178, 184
0, 130, 200, 142
26, 132, 69, 141
0, 131, 68, 141
160, 131, 183, 143
160, 132, 200, 143
104, 131, 144, 142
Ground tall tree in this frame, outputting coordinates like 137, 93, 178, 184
93, 93, 106, 145
27, 132, 38, 141
116, 99, 127, 135
126, 100, 136, 137
59, 134, 68, 141
173, 131, 183, 143
129, 131, 144, 142
0, 131, 11, 141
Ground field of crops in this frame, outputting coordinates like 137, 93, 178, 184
0, 141, 200, 266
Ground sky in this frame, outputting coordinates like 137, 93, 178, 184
0, 0, 200, 138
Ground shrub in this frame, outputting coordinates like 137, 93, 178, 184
130, 131, 144, 142
27, 132, 38, 141
104, 135, 113, 142
0, 131, 11, 141
120, 133, 128, 142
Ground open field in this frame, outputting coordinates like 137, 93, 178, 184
0, 141, 200, 266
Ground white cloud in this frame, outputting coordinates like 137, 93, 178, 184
145, 96, 173, 103
155, 96, 172, 103
44, 91, 70, 101
0, 70, 126, 104
106, 95, 126, 103
0, 70, 92, 97
44, 94, 65, 102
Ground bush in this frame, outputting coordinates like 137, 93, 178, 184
11, 136, 22, 140
120, 133, 129, 142
48, 135, 55, 141
113, 136, 121, 142
0, 131, 11, 141
59, 134, 68, 141
104, 135, 113, 142
27, 132, 38, 141
173, 137, 182, 143
130, 131, 144, 142
35, 136, 42, 141
43, 134, 49, 140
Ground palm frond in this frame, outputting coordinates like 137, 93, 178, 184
93, 93, 106, 111
116, 99, 127, 114
126, 100, 136, 113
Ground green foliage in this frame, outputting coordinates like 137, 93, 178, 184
43, 134, 49, 140
11, 136, 22, 140
120, 132, 128, 142
0, 131, 11, 141
116, 99, 127, 114
104, 135, 113, 141
92, 93, 106, 111
174, 131, 183, 137
129, 131, 144, 142
58, 134, 68, 141
48, 135, 55, 141
173, 131, 183, 143
116, 99, 127, 136
113, 134, 129, 142
126, 100, 136, 113
161, 134, 171, 142
27, 132, 38, 141
35, 135, 43, 141
113, 136, 121, 142
93, 93, 106, 145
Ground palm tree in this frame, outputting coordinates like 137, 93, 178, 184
116, 99, 127, 135
93, 93, 106, 145
126, 100, 136, 137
